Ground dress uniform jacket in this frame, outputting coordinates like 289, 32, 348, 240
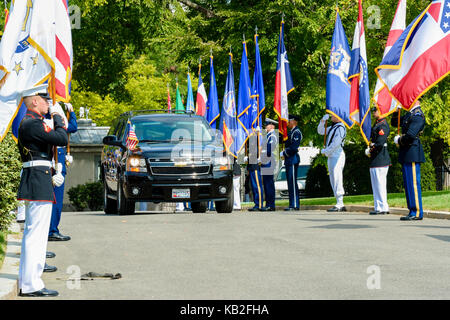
283, 126, 302, 165
261, 130, 278, 175
391, 106, 425, 164
369, 118, 391, 168
17, 110, 68, 202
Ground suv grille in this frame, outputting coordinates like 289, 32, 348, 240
150, 165, 210, 175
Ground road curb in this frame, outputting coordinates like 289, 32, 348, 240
299, 205, 450, 220
0, 222, 21, 300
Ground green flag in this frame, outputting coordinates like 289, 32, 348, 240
175, 83, 185, 113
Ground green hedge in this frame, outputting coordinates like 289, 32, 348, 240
67, 181, 103, 211
306, 141, 437, 198
0, 133, 21, 231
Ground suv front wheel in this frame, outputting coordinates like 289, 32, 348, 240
215, 191, 233, 214
117, 177, 135, 215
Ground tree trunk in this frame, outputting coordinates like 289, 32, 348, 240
177, 0, 217, 19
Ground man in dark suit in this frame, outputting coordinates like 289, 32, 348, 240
391, 100, 426, 221
280, 115, 303, 211
366, 106, 391, 215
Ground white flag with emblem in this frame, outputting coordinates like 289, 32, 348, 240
0, 0, 55, 142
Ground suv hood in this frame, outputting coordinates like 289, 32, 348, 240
137, 142, 223, 160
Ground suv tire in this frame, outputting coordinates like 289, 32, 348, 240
215, 191, 233, 214
103, 180, 117, 214
117, 178, 135, 215
191, 201, 207, 213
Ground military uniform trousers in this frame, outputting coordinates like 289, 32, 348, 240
262, 174, 275, 209
328, 152, 345, 208
249, 168, 264, 209
285, 163, 299, 209
49, 147, 68, 235
369, 166, 390, 212
402, 162, 423, 219
19, 201, 53, 293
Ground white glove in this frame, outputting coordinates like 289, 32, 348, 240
365, 147, 371, 157
243, 156, 248, 163
52, 173, 64, 187
322, 114, 330, 121
255, 126, 261, 132
64, 103, 73, 113
394, 135, 401, 146
65, 154, 73, 165
280, 151, 284, 158
257, 157, 262, 164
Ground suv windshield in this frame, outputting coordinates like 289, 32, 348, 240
132, 118, 214, 143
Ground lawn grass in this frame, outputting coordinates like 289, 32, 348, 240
0, 231, 6, 270
243, 190, 450, 212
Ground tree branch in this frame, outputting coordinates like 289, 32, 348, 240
177, 0, 217, 19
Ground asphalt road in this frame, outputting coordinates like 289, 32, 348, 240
15, 209, 450, 300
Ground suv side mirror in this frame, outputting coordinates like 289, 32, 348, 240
103, 135, 123, 147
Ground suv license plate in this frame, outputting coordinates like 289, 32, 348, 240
172, 189, 190, 199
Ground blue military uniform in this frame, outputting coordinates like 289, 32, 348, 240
261, 121, 278, 210
49, 110, 77, 238
282, 121, 303, 210
248, 135, 264, 211
391, 105, 426, 220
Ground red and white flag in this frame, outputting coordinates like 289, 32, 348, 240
375, 0, 450, 110
372, 0, 406, 116
196, 63, 207, 117
167, 83, 172, 113
55, 0, 72, 103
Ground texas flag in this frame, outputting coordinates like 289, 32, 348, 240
348, 0, 371, 145
195, 62, 207, 117
273, 19, 294, 142
372, 0, 406, 117
376, 0, 450, 110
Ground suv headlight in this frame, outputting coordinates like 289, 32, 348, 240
213, 156, 231, 171
127, 156, 147, 173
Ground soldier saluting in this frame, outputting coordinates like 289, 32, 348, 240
391, 100, 426, 221
17, 85, 68, 297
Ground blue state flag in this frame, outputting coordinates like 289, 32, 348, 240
326, 11, 354, 128
206, 55, 220, 129
219, 53, 238, 158
236, 41, 252, 154
186, 72, 195, 113
250, 33, 265, 131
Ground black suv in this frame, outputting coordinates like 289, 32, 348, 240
101, 111, 234, 215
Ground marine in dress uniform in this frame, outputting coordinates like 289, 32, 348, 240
17, 86, 68, 297
261, 119, 278, 211
317, 114, 347, 212
232, 158, 242, 210
247, 133, 264, 211
48, 102, 77, 241
280, 115, 303, 211
391, 101, 426, 221
366, 107, 391, 215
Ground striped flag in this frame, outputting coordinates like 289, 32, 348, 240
348, 0, 371, 145
54, 0, 72, 103
372, 0, 406, 117
196, 61, 207, 117
375, 0, 450, 110
125, 120, 139, 150
273, 19, 294, 142
167, 83, 172, 113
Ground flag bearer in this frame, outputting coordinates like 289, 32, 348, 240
280, 115, 302, 211
261, 119, 278, 211
318, 114, 347, 212
246, 134, 264, 212
17, 85, 68, 297
366, 106, 391, 215
391, 100, 426, 221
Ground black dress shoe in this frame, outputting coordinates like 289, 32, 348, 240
284, 207, 296, 211
44, 263, 57, 273
266, 207, 276, 211
48, 232, 71, 241
19, 288, 59, 297
381, 211, 390, 215
248, 207, 261, 212
46, 251, 56, 259
369, 210, 380, 215
400, 215, 423, 221
16, 220, 25, 223
327, 206, 347, 212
